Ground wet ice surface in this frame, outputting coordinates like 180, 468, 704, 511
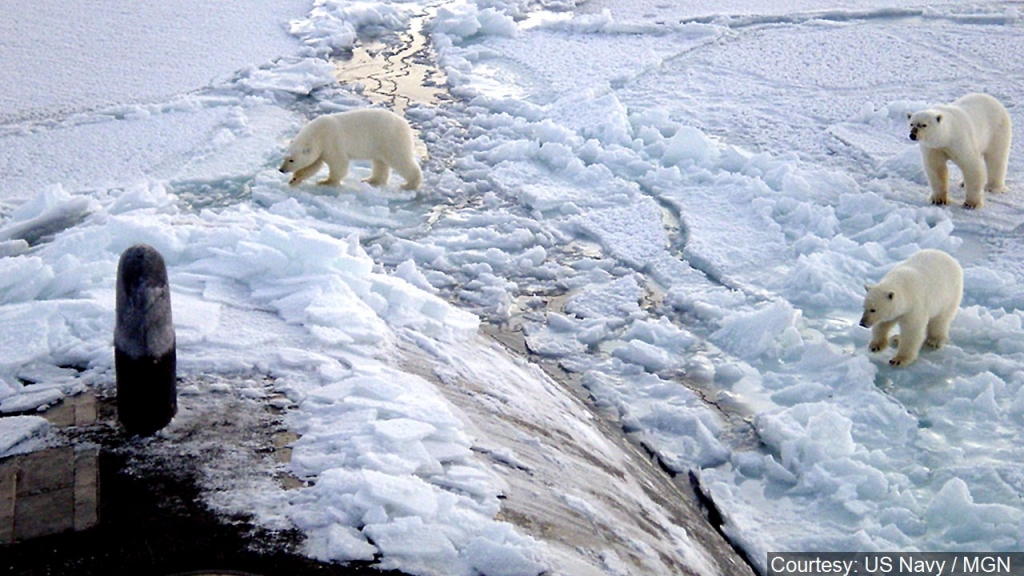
2, 0, 1024, 574
334, 7, 449, 117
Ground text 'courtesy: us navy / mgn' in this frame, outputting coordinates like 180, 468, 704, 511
768, 552, 1024, 576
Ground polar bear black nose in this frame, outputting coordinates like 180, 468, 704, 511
909, 132, 918, 141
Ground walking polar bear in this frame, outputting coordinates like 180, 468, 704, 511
280, 108, 422, 191
860, 249, 963, 367
907, 93, 1011, 209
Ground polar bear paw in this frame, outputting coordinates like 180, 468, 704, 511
868, 339, 889, 352
889, 354, 917, 367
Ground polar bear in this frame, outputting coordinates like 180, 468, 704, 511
859, 249, 963, 367
279, 108, 422, 190
907, 93, 1011, 209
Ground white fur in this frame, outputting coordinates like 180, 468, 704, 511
279, 108, 422, 190
907, 93, 1011, 209
859, 249, 963, 367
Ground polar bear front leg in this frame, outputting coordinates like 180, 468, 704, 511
319, 157, 349, 186
364, 160, 391, 187
890, 316, 926, 367
290, 158, 324, 186
869, 320, 896, 352
959, 156, 987, 209
923, 149, 950, 206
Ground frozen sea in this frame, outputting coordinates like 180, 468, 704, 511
2, 0, 1024, 574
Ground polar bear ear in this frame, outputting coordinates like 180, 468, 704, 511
864, 283, 873, 292
906, 112, 913, 120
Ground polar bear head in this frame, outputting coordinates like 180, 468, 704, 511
279, 117, 330, 175
906, 110, 946, 146
278, 142, 318, 174
859, 283, 904, 328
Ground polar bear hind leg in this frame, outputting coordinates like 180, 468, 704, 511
392, 155, 423, 191
365, 160, 391, 187
925, 310, 955, 349
958, 155, 987, 209
985, 131, 1011, 193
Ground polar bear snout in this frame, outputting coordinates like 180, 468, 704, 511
859, 314, 872, 328
907, 115, 936, 143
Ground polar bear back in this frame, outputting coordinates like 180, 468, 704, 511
317, 108, 416, 162
881, 249, 963, 317
949, 93, 1012, 151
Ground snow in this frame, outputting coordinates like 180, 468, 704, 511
0, 0, 308, 124
2, 0, 1024, 574
0, 415, 52, 457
